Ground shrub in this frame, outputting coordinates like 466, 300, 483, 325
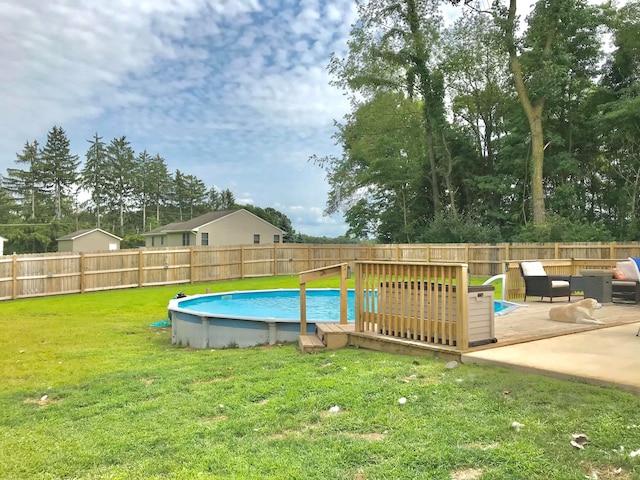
417, 212, 503, 243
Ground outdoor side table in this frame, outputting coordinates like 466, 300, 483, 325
579, 269, 613, 303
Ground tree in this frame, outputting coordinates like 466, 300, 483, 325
242, 205, 296, 242
315, 92, 429, 241
596, 2, 640, 238
182, 174, 208, 219
4, 140, 44, 221
491, 0, 604, 224
146, 154, 171, 228
328, 0, 447, 215
209, 187, 236, 210
81, 133, 108, 228
133, 150, 152, 231
441, 12, 514, 224
104, 136, 136, 235
40, 126, 79, 221
0, 182, 18, 224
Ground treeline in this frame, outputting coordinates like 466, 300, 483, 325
1, 128, 306, 253
313, 0, 640, 243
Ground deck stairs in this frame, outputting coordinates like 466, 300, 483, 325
298, 323, 354, 353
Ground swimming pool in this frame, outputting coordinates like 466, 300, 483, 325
169, 288, 349, 349
168, 288, 516, 349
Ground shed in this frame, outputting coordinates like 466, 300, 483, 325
0, 236, 7, 256
141, 209, 286, 247
57, 229, 122, 253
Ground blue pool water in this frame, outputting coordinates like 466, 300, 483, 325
175, 289, 517, 321
177, 289, 358, 321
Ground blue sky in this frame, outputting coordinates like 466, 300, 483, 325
0, 0, 358, 237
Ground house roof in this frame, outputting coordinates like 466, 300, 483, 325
142, 209, 285, 236
56, 228, 123, 242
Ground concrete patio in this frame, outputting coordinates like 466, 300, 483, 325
463, 298, 640, 393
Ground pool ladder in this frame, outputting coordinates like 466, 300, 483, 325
482, 274, 506, 301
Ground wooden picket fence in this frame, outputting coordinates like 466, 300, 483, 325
0, 242, 638, 301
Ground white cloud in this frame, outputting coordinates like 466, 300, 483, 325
0, 0, 356, 237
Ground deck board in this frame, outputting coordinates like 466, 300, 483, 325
489, 297, 640, 349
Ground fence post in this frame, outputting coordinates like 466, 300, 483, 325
80, 252, 85, 293
12, 253, 17, 300
138, 249, 143, 287
456, 264, 469, 350
189, 246, 195, 283
240, 245, 245, 279
273, 244, 277, 276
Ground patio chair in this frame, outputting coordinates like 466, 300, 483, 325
519, 261, 572, 302
611, 258, 640, 304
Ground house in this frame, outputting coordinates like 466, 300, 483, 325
0, 236, 7, 256
57, 228, 122, 253
141, 209, 286, 248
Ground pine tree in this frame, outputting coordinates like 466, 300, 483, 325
40, 126, 80, 220
104, 136, 136, 236
3, 140, 45, 221
81, 133, 108, 228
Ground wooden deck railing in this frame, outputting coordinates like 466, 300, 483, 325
355, 261, 470, 350
298, 263, 350, 335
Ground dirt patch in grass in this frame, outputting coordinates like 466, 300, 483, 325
465, 442, 499, 450
141, 378, 154, 385
346, 432, 385, 441
23, 396, 60, 408
201, 415, 228, 423
269, 430, 299, 440
195, 376, 233, 384
582, 463, 630, 479
451, 467, 484, 480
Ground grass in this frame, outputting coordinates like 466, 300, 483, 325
1, 276, 639, 479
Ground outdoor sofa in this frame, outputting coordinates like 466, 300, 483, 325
612, 258, 640, 304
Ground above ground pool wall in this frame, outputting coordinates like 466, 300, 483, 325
169, 308, 315, 349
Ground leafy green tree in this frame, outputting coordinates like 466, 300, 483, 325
81, 133, 108, 228
242, 205, 296, 242
328, 0, 447, 215
40, 126, 80, 221
596, 2, 640, 238
441, 12, 515, 226
315, 92, 428, 242
493, 0, 605, 224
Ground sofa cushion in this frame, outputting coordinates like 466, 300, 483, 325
521, 261, 546, 276
616, 260, 639, 282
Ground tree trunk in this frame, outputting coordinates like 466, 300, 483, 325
505, 0, 551, 225
529, 108, 546, 224
426, 128, 441, 212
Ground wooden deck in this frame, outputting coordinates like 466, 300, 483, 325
486, 297, 640, 350
300, 296, 640, 358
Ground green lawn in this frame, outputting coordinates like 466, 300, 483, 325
1, 277, 638, 479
